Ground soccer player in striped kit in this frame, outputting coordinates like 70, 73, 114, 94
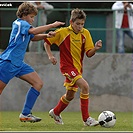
44, 8, 102, 126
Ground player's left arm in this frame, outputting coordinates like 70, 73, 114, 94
87, 40, 102, 57
31, 31, 56, 41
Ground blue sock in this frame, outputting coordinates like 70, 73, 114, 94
22, 87, 40, 115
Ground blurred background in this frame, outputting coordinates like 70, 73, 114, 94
0, 2, 133, 53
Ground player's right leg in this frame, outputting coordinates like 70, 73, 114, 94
0, 60, 14, 94
49, 108, 64, 125
49, 90, 76, 125
49, 67, 81, 124
75, 78, 99, 126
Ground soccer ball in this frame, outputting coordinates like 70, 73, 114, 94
98, 111, 116, 128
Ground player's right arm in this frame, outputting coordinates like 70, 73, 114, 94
44, 42, 57, 65
29, 21, 65, 35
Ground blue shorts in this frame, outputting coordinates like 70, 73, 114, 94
0, 60, 34, 84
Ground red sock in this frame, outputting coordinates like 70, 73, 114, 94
54, 95, 69, 115
80, 93, 90, 122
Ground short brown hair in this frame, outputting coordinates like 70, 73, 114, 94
70, 8, 86, 22
16, 2, 38, 18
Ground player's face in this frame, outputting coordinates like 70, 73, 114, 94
71, 19, 85, 34
23, 14, 35, 25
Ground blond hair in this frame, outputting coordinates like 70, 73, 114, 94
70, 8, 86, 22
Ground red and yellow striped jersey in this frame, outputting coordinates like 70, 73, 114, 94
45, 25, 94, 74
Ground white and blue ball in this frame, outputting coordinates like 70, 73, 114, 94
98, 111, 116, 128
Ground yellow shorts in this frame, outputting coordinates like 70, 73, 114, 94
61, 67, 82, 92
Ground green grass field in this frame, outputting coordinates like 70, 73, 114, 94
0, 111, 132, 132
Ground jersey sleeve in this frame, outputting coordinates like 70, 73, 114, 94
44, 28, 61, 46
21, 20, 34, 39
30, 34, 34, 39
21, 21, 32, 35
84, 29, 94, 55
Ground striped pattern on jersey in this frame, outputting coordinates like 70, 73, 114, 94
45, 25, 94, 74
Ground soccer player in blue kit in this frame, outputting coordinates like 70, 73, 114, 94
0, 2, 64, 122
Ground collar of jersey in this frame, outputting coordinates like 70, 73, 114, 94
68, 25, 84, 33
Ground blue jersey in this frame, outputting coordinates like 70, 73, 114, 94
0, 18, 34, 67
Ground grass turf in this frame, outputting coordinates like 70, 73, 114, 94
0, 111, 132, 131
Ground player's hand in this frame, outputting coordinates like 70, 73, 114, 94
51, 21, 65, 28
95, 40, 102, 50
47, 31, 56, 38
49, 56, 57, 65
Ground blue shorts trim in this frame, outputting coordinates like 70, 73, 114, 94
0, 60, 34, 84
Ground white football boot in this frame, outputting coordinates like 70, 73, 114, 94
84, 117, 99, 126
49, 109, 64, 125
19, 113, 42, 123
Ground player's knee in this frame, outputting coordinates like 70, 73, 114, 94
81, 84, 89, 93
33, 80, 43, 91
38, 80, 44, 89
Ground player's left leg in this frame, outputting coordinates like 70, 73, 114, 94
75, 78, 99, 126
19, 71, 43, 92
17, 63, 43, 123
0, 60, 16, 94
49, 90, 76, 125
19, 71, 43, 122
